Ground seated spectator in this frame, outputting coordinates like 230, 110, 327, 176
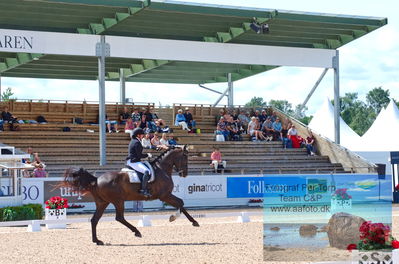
216, 117, 229, 141
184, 107, 196, 131
125, 116, 135, 138
253, 110, 261, 121
155, 120, 170, 133
227, 120, 242, 141
175, 109, 190, 131
238, 110, 250, 133
306, 132, 316, 156
131, 108, 141, 127
105, 114, 119, 133
26, 147, 42, 167
141, 133, 152, 149
261, 117, 273, 141
168, 134, 177, 146
248, 117, 266, 141
259, 110, 268, 124
144, 108, 157, 132
215, 109, 225, 125
33, 163, 47, 178
231, 110, 239, 121
119, 107, 131, 125
151, 132, 161, 147
210, 146, 227, 173
1, 106, 19, 131
270, 111, 278, 122
272, 117, 282, 141
281, 123, 292, 149
288, 124, 301, 148
149, 107, 165, 127
160, 133, 170, 147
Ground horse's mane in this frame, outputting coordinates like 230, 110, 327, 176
152, 146, 180, 164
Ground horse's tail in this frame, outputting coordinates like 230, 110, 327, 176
62, 167, 97, 193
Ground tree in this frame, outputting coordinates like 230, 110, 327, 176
244, 96, 267, 108
1, 87, 14, 101
268, 99, 293, 115
366, 87, 390, 115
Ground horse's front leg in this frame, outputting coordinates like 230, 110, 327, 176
91, 200, 109, 245
113, 201, 142, 238
161, 194, 199, 227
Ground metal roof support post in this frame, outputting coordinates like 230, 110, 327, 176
333, 50, 340, 144
120, 69, 126, 104
300, 68, 329, 109
96, 35, 110, 166
227, 73, 233, 107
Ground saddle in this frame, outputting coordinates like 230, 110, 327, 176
121, 161, 155, 183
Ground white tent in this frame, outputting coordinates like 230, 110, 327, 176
308, 98, 361, 149
351, 99, 399, 152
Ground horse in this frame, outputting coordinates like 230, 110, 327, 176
62, 145, 199, 245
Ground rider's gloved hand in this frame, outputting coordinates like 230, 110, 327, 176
147, 153, 153, 158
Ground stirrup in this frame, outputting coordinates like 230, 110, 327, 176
140, 189, 151, 197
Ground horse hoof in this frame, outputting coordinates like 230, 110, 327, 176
169, 215, 176, 222
192, 222, 200, 227
135, 232, 142, 238
95, 240, 104, 245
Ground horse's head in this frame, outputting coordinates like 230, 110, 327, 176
172, 145, 189, 177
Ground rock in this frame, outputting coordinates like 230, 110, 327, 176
327, 212, 365, 249
299, 224, 317, 237
270, 227, 280, 231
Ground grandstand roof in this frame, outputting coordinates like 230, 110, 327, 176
0, 0, 387, 83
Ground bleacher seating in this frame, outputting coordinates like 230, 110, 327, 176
0, 102, 349, 177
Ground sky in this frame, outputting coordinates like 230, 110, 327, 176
2, 0, 399, 115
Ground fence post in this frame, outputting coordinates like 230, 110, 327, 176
237, 212, 250, 223
138, 215, 152, 227
27, 220, 41, 232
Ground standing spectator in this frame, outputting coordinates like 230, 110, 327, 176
125, 116, 135, 138
1, 106, 19, 131
281, 123, 292, 149
141, 133, 152, 149
175, 109, 190, 131
272, 117, 282, 141
210, 146, 227, 173
119, 107, 131, 125
306, 133, 316, 156
184, 107, 196, 131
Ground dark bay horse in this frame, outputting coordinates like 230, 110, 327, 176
62, 146, 199, 245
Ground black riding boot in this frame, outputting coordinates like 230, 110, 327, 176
140, 171, 151, 198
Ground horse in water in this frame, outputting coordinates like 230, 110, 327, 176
62, 146, 199, 245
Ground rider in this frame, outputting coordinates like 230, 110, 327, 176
126, 128, 152, 198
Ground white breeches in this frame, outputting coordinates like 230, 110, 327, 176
126, 160, 150, 174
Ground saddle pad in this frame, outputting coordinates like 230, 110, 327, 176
121, 161, 155, 183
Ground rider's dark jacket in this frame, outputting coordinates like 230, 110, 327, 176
127, 137, 149, 162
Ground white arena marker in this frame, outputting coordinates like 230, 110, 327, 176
137, 215, 152, 227
236, 212, 250, 223
27, 220, 41, 232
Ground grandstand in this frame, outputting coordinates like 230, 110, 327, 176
0, 101, 373, 177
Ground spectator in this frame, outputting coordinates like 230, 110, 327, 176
306, 132, 316, 156
270, 111, 278, 122
281, 123, 292, 149
160, 133, 170, 147
168, 134, 177, 146
238, 110, 250, 133
155, 120, 170, 133
184, 107, 196, 131
149, 107, 165, 127
151, 132, 161, 147
210, 146, 227, 173
125, 116, 135, 138
131, 108, 141, 128
216, 116, 229, 141
248, 117, 266, 141
261, 117, 273, 141
227, 120, 242, 141
119, 107, 131, 125
26, 147, 42, 167
231, 110, 239, 121
105, 114, 119, 133
259, 110, 268, 124
33, 163, 47, 178
144, 108, 157, 132
141, 133, 152, 149
1, 106, 19, 131
215, 109, 225, 125
253, 110, 261, 121
288, 124, 301, 148
175, 109, 190, 131
272, 117, 282, 141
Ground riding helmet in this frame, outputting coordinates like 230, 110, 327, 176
132, 128, 145, 138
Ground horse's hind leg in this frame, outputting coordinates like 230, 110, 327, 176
113, 201, 142, 238
161, 194, 199, 227
91, 200, 109, 245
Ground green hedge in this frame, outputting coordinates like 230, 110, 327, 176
0, 204, 43, 222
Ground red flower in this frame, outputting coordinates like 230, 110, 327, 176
392, 240, 399, 249
347, 244, 357, 252
45, 196, 69, 209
